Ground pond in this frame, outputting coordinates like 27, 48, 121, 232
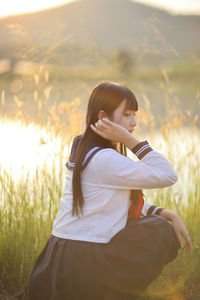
0, 119, 199, 206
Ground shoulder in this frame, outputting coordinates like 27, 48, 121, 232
94, 148, 121, 159
91, 147, 132, 167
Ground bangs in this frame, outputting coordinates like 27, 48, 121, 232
124, 88, 138, 111
102, 82, 138, 111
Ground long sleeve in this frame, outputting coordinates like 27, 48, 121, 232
141, 202, 164, 216
91, 140, 178, 190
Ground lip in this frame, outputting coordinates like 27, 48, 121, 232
129, 130, 134, 133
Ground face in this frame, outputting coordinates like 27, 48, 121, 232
111, 99, 137, 133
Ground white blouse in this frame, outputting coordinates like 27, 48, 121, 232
52, 140, 178, 243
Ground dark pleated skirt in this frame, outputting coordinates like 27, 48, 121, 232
24, 215, 180, 300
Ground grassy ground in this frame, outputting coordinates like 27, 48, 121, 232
0, 120, 199, 299
0, 62, 200, 299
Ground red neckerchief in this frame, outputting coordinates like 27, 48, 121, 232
128, 191, 144, 220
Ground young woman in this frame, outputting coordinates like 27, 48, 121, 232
24, 81, 192, 300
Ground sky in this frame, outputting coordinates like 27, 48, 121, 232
135, 0, 200, 15
1, 0, 200, 18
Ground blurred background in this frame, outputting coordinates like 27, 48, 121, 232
0, 0, 200, 126
0, 0, 200, 299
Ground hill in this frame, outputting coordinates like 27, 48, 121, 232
0, 0, 200, 65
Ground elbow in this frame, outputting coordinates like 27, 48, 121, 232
169, 173, 178, 184
163, 172, 178, 186
174, 173, 178, 183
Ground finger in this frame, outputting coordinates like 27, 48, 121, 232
182, 242, 192, 254
184, 236, 192, 253
90, 124, 102, 134
90, 124, 96, 131
182, 242, 188, 250
96, 119, 108, 129
181, 232, 192, 253
102, 117, 114, 126
102, 117, 110, 123
183, 231, 192, 246
90, 124, 106, 138
176, 233, 183, 248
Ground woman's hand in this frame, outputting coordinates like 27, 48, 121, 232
90, 117, 129, 143
90, 118, 140, 149
160, 209, 192, 254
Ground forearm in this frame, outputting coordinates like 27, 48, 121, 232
159, 209, 178, 222
121, 132, 141, 149
160, 209, 192, 253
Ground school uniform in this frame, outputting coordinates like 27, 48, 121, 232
24, 135, 180, 300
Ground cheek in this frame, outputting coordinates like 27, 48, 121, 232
112, 114, 123, 124
118, 117, 129, 128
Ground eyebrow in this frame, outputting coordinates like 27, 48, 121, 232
124, 109, 137, 113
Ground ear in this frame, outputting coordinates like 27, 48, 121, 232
98, 110, 108, 120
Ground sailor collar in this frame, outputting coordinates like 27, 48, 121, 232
65, 134, 105, 172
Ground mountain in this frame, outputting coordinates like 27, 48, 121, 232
0, 0, 200, 63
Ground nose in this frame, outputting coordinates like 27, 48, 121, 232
130, 116, 137, 128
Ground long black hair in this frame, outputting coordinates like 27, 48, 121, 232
72, 81, 139, 216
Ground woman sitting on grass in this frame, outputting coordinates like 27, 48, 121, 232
23, 81, 192, 300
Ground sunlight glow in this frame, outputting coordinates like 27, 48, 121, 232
0, 0, 76, 18
0, 120, 69, 179
132, 0, 200, 15
0, 120, 199, 205
1, 0, 200, 18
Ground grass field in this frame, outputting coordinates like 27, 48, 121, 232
0, 64, 200, 299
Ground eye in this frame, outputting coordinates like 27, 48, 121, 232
124, 111, 136, 117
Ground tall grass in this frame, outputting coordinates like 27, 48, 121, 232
0, 65, 200, 299
0, 121, 199, 299
0, 160, 64, 295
